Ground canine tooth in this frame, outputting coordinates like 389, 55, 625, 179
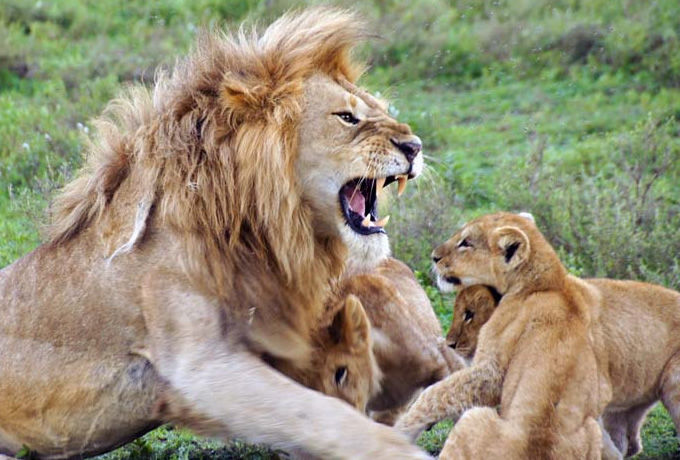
376, 177, 386, 197
376, 215, 390, 227
362, 214, 373, 227
397, 175, 408, 197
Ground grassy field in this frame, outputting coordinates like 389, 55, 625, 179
1, 0, 679, 458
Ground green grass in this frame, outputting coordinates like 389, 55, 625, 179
2, 0, 679, 458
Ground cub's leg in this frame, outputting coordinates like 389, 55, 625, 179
603, 403, 654, 458
624, 404, 653, 458
142, 274, 430, 460
599, 425, 624, 460
437, 339, 466, 375
438, 407, 524, 460
394, 364, 502, 441
598, 414, 624, 460
660, 354, 680, 448
602, 411, 629, 457
602, 402, 654, 458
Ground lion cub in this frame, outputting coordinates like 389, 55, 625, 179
341, 257, 464, 424
395, 212, 606, 459
265, 294, 380, 413
448, 280, 680, 458
445, 285, 501, 364
269, 257, 463, 424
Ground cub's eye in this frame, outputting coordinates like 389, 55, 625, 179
334, 366, 348, 386
334, 112, 360, 125
464, 309, 474, 323
458, 238, 471, 249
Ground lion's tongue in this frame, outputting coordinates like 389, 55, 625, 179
345, 188, 366, 216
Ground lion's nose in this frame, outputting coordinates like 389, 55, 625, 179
391, 137, 422, 163
449, 342, 457, 349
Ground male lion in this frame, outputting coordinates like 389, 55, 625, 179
395, 212, 607, 459
448, 280, 680, 458
0, 8, 429, 460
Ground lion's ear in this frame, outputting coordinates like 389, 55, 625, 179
329, 295, 370, 348
220, 72, 303, 123
491, 226, 530, 268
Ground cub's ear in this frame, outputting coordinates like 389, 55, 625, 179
517, 212, 535, 223
491, 226, 530, 268
329, 295, 371, 348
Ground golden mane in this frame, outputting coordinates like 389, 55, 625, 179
49, 8, 368, 301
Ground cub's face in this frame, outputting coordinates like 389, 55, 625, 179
446, 285, 500, 361
431, 212, 534, 293
312, 294, 379, 413
271, 294, 379, 413
297, 74, 423, 271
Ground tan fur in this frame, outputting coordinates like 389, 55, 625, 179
395, 212, 608, 459
446, 285, 499, 363
0, 8, 429, 460
282, 257, 464, 425
448, 279, 680, 458
341, 258, 465, 424
267, 294, 380, 413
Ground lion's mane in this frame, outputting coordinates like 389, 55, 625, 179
48, 8, 370, 357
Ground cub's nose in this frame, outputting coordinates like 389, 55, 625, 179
449, 342, 457, 349
391, 137, 422, 163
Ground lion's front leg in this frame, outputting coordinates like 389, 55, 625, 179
394, 364, 502, 441
141, 274, 430, 460
166, 349, 431, 459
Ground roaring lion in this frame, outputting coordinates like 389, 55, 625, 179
0, 8, 430, 460
340, 257, 465, 425
395, 212, 608, 459
447, 280, 680, 458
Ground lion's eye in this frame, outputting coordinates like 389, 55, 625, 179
458, 238, 471, 249
464, 310, 474, 323
334, 366, 348, 385
334, 112, 360, 125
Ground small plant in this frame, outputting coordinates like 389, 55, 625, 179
499, 116, 680, 288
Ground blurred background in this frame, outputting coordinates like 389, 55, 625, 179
1, 0, 679, 458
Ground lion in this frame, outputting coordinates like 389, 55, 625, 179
280, 257, 464, 426
445, 285, 500, 364
339, 257, 465, 425
447, 280, 680, 458
267, 293, 381, 414
395, 212, 609, 459
0, 8, 431, 460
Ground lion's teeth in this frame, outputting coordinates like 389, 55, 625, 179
375, 215, 390, 227
397, 175, 408, 197
376, 177, 386, 197
362, 214, 373, 227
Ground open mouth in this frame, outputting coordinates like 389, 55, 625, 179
445, 276, 462, 286
339, 175, 409, 235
